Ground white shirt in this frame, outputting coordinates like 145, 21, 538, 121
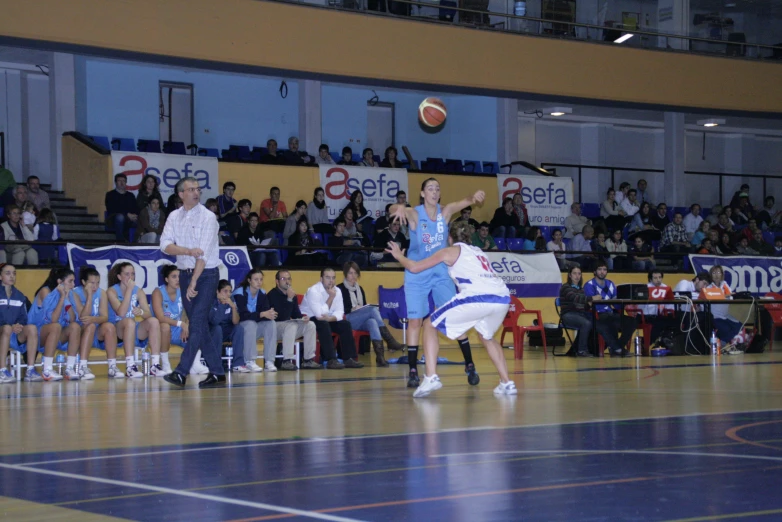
160, 203, 220, 269
682, 213, 703, 239
673, 279, 702, 312
546, 240, 567, 258
620, 198, 640, 217
300, 282, 344, 320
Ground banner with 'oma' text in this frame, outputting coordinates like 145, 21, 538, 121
496, 174, 573, 226
111, 151, 219, 204
689, 254, 782, 297
320, 165, 407, 221
485, 252, 562, 298
67, 244, 252, 294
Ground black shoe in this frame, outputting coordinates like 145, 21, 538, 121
198, 373, 227, 388
407, 368, 420, 388
164, 371, 187, 388
577, 351, 594, 357
465, 363, 480, 386
611, 349, 632, 358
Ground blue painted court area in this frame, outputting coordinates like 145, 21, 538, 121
3, 410, 782, 521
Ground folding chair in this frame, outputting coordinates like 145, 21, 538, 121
553, 297, 576, 356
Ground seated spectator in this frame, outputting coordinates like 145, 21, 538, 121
736, 236, 759, 255
374, 203, 394, 235
682, 204, 703, 240
233, 268, 277, 373
600, 188, 627, 232
237, 212, 281, 268
166, 194, 182, 215
340, 190, 371, 233
373, 219, 409, 263
605, 229, 629, 271
629, 235, 655, 271
729, 183, 751, 209
660, 212, 690, 268
628, 202, 661, 243
380, 146, 404, 168
749, 228, 774, 256
649, 203, 670, 231
359, 148, 378, 167
338, 146, 358, 166
522, 226, 545, 251
740, 218, 760, 243
673, 272, 711, 326
227, 199, 252, 240
491, 197, 521, 239
259, 139, 282, 164
636, 179, 651, 205
21, 201, 37, 232
282, 136, 313, 165
471, 221, 497, 250
396, 191, 410, 207
570, 225, 597, 271
691, 220, 711, 247
732, 192, 754, 225
708, 228, 720, 247
757, 196, 782, 229
716, 232, 737, 255
210, 280, 246, 371
332, 218, 368, 267
591, 231, 610, 261
558, 265, 599, 357
547, 228, 578, 270
714, 212, 734, 236
259, 186, 288, 233
105, 173, 138, 242
615, 182, 631, 206
775, 237, 782, 256
287, 217, 328, 267
701, 265, 750, 348
307, 187, 332, 234
451, 206, 480, 229
633, 270, 677, 344
137, 196, 166, 244
26, 176, 50, 211
512, 193, 530, 234
315, 144, 335, 165
583, 262, 635, 357
283, 200, 311, 243
216, 182, 238, 218
7, 184, 29, 209
697, 238, 716, 254
706, 204, 722, 227
205, 198, 232, 245
564, 202, 592, 239
136, 174, 161, 211
32, 208, 59, 263
619, 188, 640, 217
341, 208, 368, 246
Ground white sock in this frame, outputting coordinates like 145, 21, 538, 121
107, 358, 117, 367
67, 356, 76, 368
125, 356, 135, 367
43, 356, 54, 371
80, 359, 89, 369
161, 352, 170, 365
151, 354, 160, 365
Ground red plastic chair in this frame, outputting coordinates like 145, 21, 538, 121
764, 292, 782, 352
624, 304, 674, 356
500, 296, 547, 359
297, 294, 354, 362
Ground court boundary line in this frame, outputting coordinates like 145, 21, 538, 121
14, 407, 782, 466
430, 449, 782, 463
0, 462, 364, 522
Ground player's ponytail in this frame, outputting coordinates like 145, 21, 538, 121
449, 221, 473, 244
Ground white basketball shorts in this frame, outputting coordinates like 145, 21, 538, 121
429, 293, 510, 340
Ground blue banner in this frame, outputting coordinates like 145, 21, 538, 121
67, 244, 252, 294
689, 254, 782, 297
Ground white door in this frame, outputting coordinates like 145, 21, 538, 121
159, 82, 193, 145
366, 103, 394, 156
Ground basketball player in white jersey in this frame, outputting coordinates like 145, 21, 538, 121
386, 221, 517, 397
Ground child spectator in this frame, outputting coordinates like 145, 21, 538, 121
33, 208, 60, 263
21, 201, 36, 231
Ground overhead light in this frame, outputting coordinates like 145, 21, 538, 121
541, 107, 572, 116
697, 118, 726, 127
614, 33, 634, 44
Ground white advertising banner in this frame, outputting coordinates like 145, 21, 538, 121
320, 165, 408, 221
485, 252, 562, 298
496, 174, 573, 226
111, 151, 219, 203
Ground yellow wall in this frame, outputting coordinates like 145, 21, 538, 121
62, 136, 113, 217
2, 0, 780, 114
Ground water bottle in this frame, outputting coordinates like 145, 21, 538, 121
55, 353, 65, 375
710, 330, 718, 355
75, 354, 81, 373
142, 351, 150, 376
225, 346, 233, 372
634, 336, 643, 356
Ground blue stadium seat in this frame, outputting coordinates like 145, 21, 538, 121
163, 141, 187, 155
763, 231, 776, 245
229, 145, 251, 161
494, 237, 506, 250
463, 160, 482, 173
89, 135, 111, 150
443, 159, 464, 173
438, 0, 457, 21
111, 137, 135, 151
137, 139, 161, 153
221, 149, 237, 161
373, 155, 381, 165
482, 161, 500, 174
352, 153, 361, 163
581, 203, 601, 219
198, 148, 219, 157
507, 238, 524, 251
330, 151, 341, 163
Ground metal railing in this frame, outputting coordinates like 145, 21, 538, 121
271, 0, 782, 61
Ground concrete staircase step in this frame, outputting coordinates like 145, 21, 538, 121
61, 232, 116, 242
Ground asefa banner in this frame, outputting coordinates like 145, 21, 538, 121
689, 254, 782, 297
496, 174, 573, 226
320, 165, 408, 221
485, 251, 562, 298
111, 151, 219, 203
67, 244, 252, 294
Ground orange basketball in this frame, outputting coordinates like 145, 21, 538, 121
418, 97, 447, 128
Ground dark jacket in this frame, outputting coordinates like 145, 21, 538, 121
559, 283, 593, 315
236, 224, 264, 246
649, 212, 670, 231
0, 286, 29, 325
105, 190, 138, 216
233, 287, 271, 323
373, 229, 409, 251
490, 207, 520, 229
337, 283, 367, 315
267, 287, 304, 321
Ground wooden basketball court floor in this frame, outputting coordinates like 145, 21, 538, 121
2, 346, 782, 521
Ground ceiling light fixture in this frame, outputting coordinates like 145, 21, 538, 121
697, 118, 726, 127
541, 107, 572, 116
614, 33, 634, 44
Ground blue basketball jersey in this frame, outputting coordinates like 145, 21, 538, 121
41, 289, 72, 328
71, 286, 101, 325
407, 204, 450, 281
108, 284, 139, 323
159, 285, 183, 321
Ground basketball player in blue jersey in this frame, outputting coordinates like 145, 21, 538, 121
389, 177, 485, 388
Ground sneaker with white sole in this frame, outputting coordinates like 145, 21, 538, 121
0, 368, 15, 383
413, 374, 442, 398
108, 365, 125, 379
233, 365, 251, 373
264, 361, 277, 372
150, 363, 169, 377
79, 366, 96, 380
246, 361, 263, 373
493, 381, 518, 396
161, 362, 173, 375
42, 369, 63, 382
189, 361, 210, 375
125, 364, 143, 379
64, 366, 81, 381
24, 368, 43, 382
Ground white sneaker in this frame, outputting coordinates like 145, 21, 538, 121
125, 364, 143, 379
64, 366, 81, 381
108, 365, 125, 379
246, 361, 263, 373
264, 361, 277, 373
150, 363, 169, 377
79, 366, 96, 380
233, 365, 251, 373
494, 381, 518, 396
0, 368, 15, 383
161, 362, 173, 375
42, 369, 64, 382
189, 359, 210, 375
413, 374, 442, 398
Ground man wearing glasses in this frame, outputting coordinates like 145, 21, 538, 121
266, 270, 321, 371
160, 177, 226, 388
